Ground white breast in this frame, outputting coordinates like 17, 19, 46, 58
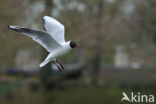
48, 41, 71, 60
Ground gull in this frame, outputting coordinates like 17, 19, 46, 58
8, 16, 79, 71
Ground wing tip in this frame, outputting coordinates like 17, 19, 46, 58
42, 17, 46, 25
43, 16, 56, 21
42, 16, 48, 20
8, 25, 15, 30
8, 25, 10, 28
8, 25, 14, 29
42, 16, 53, 25
43, 16, 49, 18
42, 16, 49, 24
8, 25, 21, 32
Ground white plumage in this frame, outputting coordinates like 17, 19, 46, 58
43, 16, 65, 44
8, 16, 79, 71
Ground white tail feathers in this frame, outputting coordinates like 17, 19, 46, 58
39, 60, 50, 68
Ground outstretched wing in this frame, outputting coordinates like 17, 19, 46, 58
42, 16, 65, 44
8, 26, 62, 52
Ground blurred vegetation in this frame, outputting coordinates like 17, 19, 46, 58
0, 0, 155, 68
0, 76, 156, 104
0, 0, 156, 104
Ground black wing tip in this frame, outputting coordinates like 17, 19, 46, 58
8, 25, 14, 30
8, 26, 21, 32
8, 25, 11, 29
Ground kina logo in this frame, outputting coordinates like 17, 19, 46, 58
121, 92, 154, 103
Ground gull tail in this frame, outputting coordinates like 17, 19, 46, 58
39, 60, 50, 68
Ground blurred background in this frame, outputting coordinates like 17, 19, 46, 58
0, 0, 156, 104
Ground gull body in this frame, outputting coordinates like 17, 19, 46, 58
40, 41, 71, 67
8, 16, 79, 71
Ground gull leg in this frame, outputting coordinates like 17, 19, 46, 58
53, 61, 62, 72
56, 59, 64, 70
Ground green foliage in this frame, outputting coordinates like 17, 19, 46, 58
0, 81, 156, 104
0, 0, 156, 68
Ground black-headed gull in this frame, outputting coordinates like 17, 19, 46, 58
8, 16, 79, 71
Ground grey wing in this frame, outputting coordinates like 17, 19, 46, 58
8, 26, 62, 52
42, 16, 66, 45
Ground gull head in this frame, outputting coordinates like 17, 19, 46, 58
70, 41, 79, 48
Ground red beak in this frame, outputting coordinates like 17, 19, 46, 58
76, 45, 80, 48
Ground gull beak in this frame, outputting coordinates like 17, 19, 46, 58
76, 45, 80, 48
